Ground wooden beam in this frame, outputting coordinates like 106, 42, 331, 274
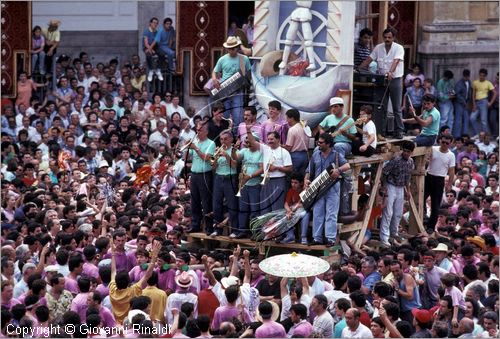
188, 233, 332, 251
408, 192, 426, 234
355, 163, 383, 248
339, 221, 363, 234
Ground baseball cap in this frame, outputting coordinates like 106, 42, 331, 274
329, 97, 344, 106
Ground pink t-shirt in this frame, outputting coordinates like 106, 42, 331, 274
445, 286, 466, 310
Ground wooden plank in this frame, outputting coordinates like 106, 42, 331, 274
408, 192, 426, 234
351, 166, 362, 211
355, 163, 383, 248
188, 233, 331, 251
339, 221, 363, 234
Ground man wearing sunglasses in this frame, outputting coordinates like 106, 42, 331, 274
424, 133, 456, 231
402, 94, 441, 146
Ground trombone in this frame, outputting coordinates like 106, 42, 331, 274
236, 165, 247, 197
179, 134, 199, 152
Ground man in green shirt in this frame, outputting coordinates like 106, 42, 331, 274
231, 125, 263, 238
403, 94, 441, 146
188, 122, 216, 234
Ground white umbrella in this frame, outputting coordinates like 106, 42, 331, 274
259, 252, 330, 278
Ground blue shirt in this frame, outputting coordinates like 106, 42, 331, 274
319, 114, 356, 144
213, 53, 251, 82
362, 271, 381, 303
143, 27, 158, 49
189, 139, 216, 173
306, 148, 348, 181
421, 106, 440, 136
155, 26, 176, 53
237, 148, 263, 186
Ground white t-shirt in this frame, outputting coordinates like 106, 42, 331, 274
312, 311, 334, 338
341, 323, 374, 338
323, 289, 350, 309
427, 146, 456, 177
370, 42, 405, 78
280, 294, 311, 321
363, 120, 377, 149
212, 282, 260, 316
259, 144, 292, 179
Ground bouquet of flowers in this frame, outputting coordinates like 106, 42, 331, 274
250, 208, 307, 242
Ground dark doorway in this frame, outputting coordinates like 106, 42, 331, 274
228, 1, 254, 31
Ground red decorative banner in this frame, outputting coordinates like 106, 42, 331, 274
1, 2, 31, 98
177, 1, 227, 95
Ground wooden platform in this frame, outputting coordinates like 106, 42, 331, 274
187, 232, 337, 252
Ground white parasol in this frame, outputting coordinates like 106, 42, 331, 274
259, 252, 331, 278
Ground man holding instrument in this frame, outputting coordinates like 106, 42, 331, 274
188, 122, 216, 234
212, 36, 251, 127
318, 97, 356, 215
246, 126, 293, 215
402, 94, 441, 146
304, 133, 350, 246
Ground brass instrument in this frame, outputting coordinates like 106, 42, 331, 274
179, 135, 199, 152
210, 145, 226, 166
236, 165, 247, 197
260, 155, 275, 185
330, 117, 367, 138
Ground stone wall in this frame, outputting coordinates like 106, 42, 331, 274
417, 1, 499, 82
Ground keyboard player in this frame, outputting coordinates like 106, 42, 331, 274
211, 36, 251, 128
304, 133, 350, 246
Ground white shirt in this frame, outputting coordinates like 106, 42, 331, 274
165, 292, 198, 325
427, 146, 456, 177
362, 120, 377, 149
280, 294, 311, 321
259, 144, 292, 178
179, 129, 196, 146
370, 42, 405, 78
342, 323, 374, 338
148, 130, 169, 148
324, 289, 350, 309
212, 282, 260, 316
312, 311, 334, 338
167, 103, 188, 120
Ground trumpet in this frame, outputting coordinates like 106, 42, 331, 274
210, 145, 226, 166
260, 156, 275, 185
236, 165, 247, 197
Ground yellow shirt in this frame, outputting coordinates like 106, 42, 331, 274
109, 280, 143, 324
473, 79, 494, 100
142, 286, 167, 323
42, 28, 60, 43
382, 272, 394, 284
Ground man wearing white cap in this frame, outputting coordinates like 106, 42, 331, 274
318, 97, 357, 215
211, 36, 251, 127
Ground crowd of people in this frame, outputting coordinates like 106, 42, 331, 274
0, 17, 499, 339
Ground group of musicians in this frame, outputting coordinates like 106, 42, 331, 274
184, 96, 378, 245
184, 36, 381, 245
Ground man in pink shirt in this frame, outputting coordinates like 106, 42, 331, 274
70, 276, 91, 322
255, 301, 286, 338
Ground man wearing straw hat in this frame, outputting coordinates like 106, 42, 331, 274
212, 36, 251, 127
42, 19, 61, 77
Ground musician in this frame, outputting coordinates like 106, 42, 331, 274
318, 97, 356, 215
237, 106, 262, 148
231, 132, 264, 239
210, 130, 239, 237
284, 108, 310, 175
304, 133, 350, 246
318, 97, 356, 157
187, 122, 216, 235
212, 36, 251, 127
246, 126, 293, 214
261, 100, 288, 144
208, 103, 231, 147
402, 94, 441, 146
351, 105, 377, 157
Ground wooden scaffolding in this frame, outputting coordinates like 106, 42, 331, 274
188, 138, 432, 258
